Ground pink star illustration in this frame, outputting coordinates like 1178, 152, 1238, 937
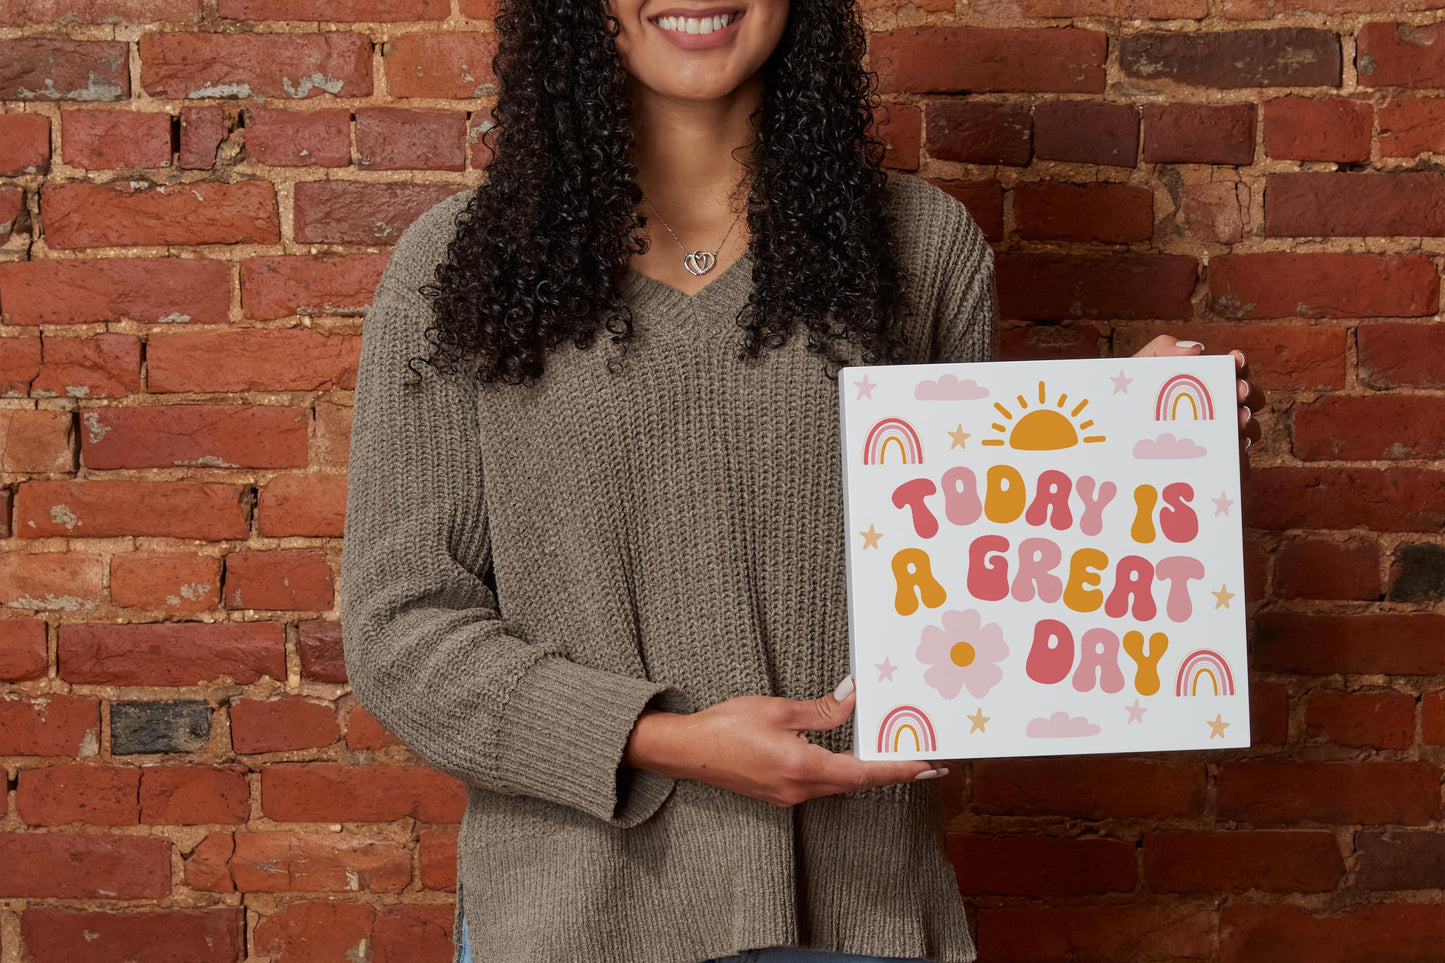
875, 657, 897, 682
1110, 370, 1133, 394
854, 374, 876, 400
1125, 699, 1147, 724
1212, 491, 1235, 516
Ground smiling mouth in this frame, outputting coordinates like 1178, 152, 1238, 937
650, 9, 745, 34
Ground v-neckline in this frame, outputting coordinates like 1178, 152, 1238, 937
623, 246, 754, 312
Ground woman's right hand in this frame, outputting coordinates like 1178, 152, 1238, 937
622, 676, 949, 807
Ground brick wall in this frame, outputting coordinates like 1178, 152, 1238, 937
0, 1, 1441, 961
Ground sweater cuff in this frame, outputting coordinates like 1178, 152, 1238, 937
491, 656, 692, 828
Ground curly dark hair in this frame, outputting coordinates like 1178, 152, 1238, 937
410, 0, 914, 388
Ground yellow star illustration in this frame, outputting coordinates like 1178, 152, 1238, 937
948, 424, 971, 450
1212, 584, 1235, 610
860, 524, 882, 549
1207, 714, 1230, 739
967, 708, 990, 733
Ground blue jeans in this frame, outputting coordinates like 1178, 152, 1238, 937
460, 914, 925, 963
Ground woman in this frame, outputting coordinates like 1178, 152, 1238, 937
339, 2, 1264, 962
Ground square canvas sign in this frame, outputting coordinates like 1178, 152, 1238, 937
838, 356, 1249, 760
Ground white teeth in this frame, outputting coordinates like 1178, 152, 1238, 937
698, 16, 713, 32
686, 17, 699, 32
655, 12, 736, 34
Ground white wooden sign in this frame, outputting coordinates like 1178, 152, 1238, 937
838, 356, 1249, 760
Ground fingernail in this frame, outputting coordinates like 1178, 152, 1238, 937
914, 768, 948, 780
833, 674, 854, 701
1177, 340, 1204, 350
1242, 405, 1252, 421
1243, 437, 1253, 451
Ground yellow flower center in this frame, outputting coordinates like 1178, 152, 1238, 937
949, 641, 976, 667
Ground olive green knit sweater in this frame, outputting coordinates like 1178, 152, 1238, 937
340, 170, 998, 963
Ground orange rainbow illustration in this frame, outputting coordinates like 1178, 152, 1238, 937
863, 416, 924, 465
876, 704, 938, 753
1175, 649, 1235, 696
1156, 374, 1216, 421
983, 380, 1104, 450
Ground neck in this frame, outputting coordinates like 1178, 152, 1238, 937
628, 73, 762, 233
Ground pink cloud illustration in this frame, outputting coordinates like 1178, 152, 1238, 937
1026, 712, 1102, 738
1132, 433, 1207, 459
914, 374, 989, 401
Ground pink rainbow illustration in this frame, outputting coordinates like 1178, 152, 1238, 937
863, 417, 924, 465
1155, 374, 1215, 421
1175, 649, 1236, 696
876, 704, 938, 753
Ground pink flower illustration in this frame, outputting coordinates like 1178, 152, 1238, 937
916, 608, 1008, 700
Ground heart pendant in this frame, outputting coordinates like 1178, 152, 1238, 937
684, 251, 716, 276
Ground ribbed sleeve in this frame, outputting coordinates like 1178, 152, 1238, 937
338, 199, 689, 829
930, 194, 999, 364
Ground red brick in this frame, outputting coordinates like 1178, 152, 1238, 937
1218, 761, 1441, 825
298, 619, 346, 683
1033, 99, 1138, 167
872, 27, 1106, 94
346, 705, 403, 750
179, 105, 227, 169
974, 0, 1206, 14
876, 101, 921, 171
1424, 691, 1445, 746
1141, 102, 1256, 165
1223, 0, 1442, 13
1358, 22, 1445, 89
20, 907, 242, 963
1174, 180, 1248, 243
977, 904, 1214, 963
294, 180, 461, 245
1209, 252, 1438, 319
1267, 171, 1445, 237
1358, 322, 1445, 389
0, 619, 47, 681
998, 253, 1196, 320
0, 409, 73, 473
59, 621, 285, 685
220, 0, 446, 18
1121, 28, 1341, 87
261, 763, 466, 823
0, 40, 130, 101
973, 758, 1204, 819
140, 764, 250, 824
1222, 904, 1445, 963
1354, 831, 1445, 891
1264, 95, 1372, 161
1295, 395, 1445, 461
1304, 688, 1415, 750
1380, 96, 1445, 158
15, 479, 250, 539
218, 831, 411, 892
44, 181, 279, 248
1014, 182, 1153, 243
1243, 468, 1445, 532
257, 474, 348, 537
0, 337, 43, 398
1145, 830, 1343, 893
231, 696, 339, 753
0, 113, 51, 175
61, 110, 172, 170
467, 109, 496, 169
947, 834, 1136, 896
0, 0, 200, 24
15, 763, 140, 825
0, 551, 102, 610
1274, 537, 1380, 601
241, 253, 387, 320
31, 333, 143, 400
244, 107, 351, 167
419, 829, 458, 889
355, 107, 467, 171
81, 404, 309, 470
0, 186, 25, 243
0, 833, 170, 898
0, 257, 230, 325
1252, 612, 1445, 675
1249, 677, 1288, 745
458, 0, 496, 15
0, 693, 99, 756
252, 900, 376, 959
925, 99, 1032, 166
147, 329, 359, 392
383, 32, 498, 98
110, 551, 221, 612
999, 323, 1102, 362
927, 178, 1005, 241
140, 31, 372, 100
224, 549, 334, 611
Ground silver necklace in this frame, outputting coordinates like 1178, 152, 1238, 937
640, 193, 745, 277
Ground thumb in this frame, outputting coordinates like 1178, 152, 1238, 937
795, 674, 856, 732
1133, 335, 1205, 358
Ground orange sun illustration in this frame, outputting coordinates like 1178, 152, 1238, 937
982, 381, 1105, 450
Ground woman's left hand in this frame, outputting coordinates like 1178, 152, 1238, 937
1131, 336, 1265, 477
